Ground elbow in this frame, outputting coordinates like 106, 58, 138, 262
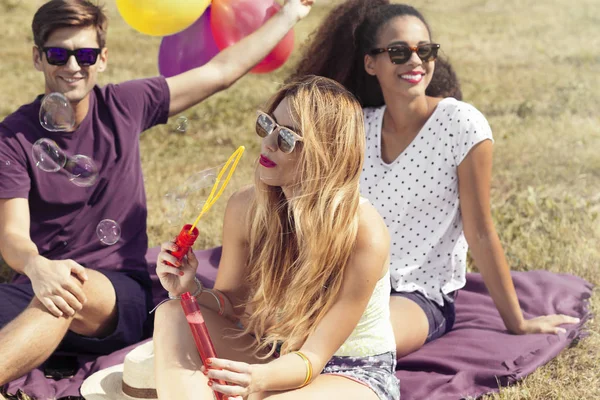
464, 224, 496, 248
212, 63, 239, 92
216, 76, 234, 92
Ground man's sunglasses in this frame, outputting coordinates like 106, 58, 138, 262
256, 111, 303, 154
40, 47, 101, 66
369, 43, 440, 65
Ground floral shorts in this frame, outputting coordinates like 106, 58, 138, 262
322, 351, 400, 400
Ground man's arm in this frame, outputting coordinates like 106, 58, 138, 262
166, 0, 314, 117
0, 198, 37, 274
0, 198, 88, 317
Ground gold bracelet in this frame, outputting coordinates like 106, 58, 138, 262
292, 351, 313, 388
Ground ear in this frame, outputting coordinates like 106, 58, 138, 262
33, 46, 44, 71
96, 47, 108, 72
364, 54, 377, 77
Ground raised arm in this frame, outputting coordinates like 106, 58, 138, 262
166, 0, 314, 117
458, 141, 579, 334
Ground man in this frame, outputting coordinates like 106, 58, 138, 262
0, 0, 314, 386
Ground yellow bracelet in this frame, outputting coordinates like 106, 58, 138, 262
292, 351, 313, 388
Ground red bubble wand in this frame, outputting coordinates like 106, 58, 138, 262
174, 146, 244, 400
168, 146, 245, 264
181, 293, 228, 400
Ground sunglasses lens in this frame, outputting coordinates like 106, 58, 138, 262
277, 128, 296, 153
76, 49, 98, 66
388, 46, 411, 65
45, 48, 68, 65
256, 114, 274, 138
418, 44, 438, 61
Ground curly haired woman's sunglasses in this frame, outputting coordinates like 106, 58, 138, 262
369, 43, 440, 65
255, 111, 303, 154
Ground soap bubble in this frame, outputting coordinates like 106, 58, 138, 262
162, 166, 221, 226
180, 168, 218, 194
65, 155, 98, 187
175, 116, 188, 133
32, 138, 67, 172
39, 92, 75, 132
96, 219, 121, 245
163, 192, 187, 226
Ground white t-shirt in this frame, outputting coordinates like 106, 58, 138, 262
360, 98, 494, 305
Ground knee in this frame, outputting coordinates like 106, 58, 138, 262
28, 295, 72, 327
69, 271, 119, 336
248, 392, 268, 400
154, 300, 181, 336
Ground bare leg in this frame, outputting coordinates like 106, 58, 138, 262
154, 299, 270, 400
249, 375, 379, 400
389, 296, 429, 358
0, 269, 118, 385
154, 300, 382, 400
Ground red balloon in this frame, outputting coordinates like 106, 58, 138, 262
210, 0, 295, 74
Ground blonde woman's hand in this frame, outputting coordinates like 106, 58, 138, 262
156, 241, 199, 297
201, 358, 262, 399
516, 314, 581, 335
282, 0, 315, 22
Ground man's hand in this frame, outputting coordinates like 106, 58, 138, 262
282, 0, 315, 22
23, 255, 89, 318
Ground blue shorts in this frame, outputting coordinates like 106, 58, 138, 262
0, 269, 154, 355
391, 290, 457, 343
323, 351, 400, 400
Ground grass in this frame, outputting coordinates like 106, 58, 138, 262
1, 0, 598, 399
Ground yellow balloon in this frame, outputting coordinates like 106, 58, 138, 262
116, 0, 211, 37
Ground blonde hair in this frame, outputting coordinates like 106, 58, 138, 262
240, 75, 365, 357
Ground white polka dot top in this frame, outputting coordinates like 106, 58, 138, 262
360, 98, 494, 305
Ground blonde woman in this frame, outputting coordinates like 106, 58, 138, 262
153, 76, 400, 400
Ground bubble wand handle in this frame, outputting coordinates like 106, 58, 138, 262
169, 224, 199, 262
180, 292, 227, 400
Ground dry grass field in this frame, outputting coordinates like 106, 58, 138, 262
0, 0, 598, 399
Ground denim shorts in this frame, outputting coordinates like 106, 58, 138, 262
392, 290, 457, 343
322, 351, 400, 400
235, 321, 400, 399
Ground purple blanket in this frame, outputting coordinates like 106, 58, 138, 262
3, 247, 593, 400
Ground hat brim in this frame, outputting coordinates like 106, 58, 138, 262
80, 364, 130, 400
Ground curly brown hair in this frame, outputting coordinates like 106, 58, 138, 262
289, 0, 462, 107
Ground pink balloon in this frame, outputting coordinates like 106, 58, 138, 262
210, 0, 295, 74
158, 7, 220, 78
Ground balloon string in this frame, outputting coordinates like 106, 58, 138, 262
189, 146, 245, 233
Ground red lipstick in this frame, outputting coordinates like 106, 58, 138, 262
259, 154, 277, 168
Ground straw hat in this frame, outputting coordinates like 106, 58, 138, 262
80, 340, 157, 399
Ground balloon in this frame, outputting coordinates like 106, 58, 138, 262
158, 7, 220, 77
116, 0, 211, 37
210, 0, 295, 74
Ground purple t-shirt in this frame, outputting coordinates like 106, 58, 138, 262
0, 77, 170, 281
